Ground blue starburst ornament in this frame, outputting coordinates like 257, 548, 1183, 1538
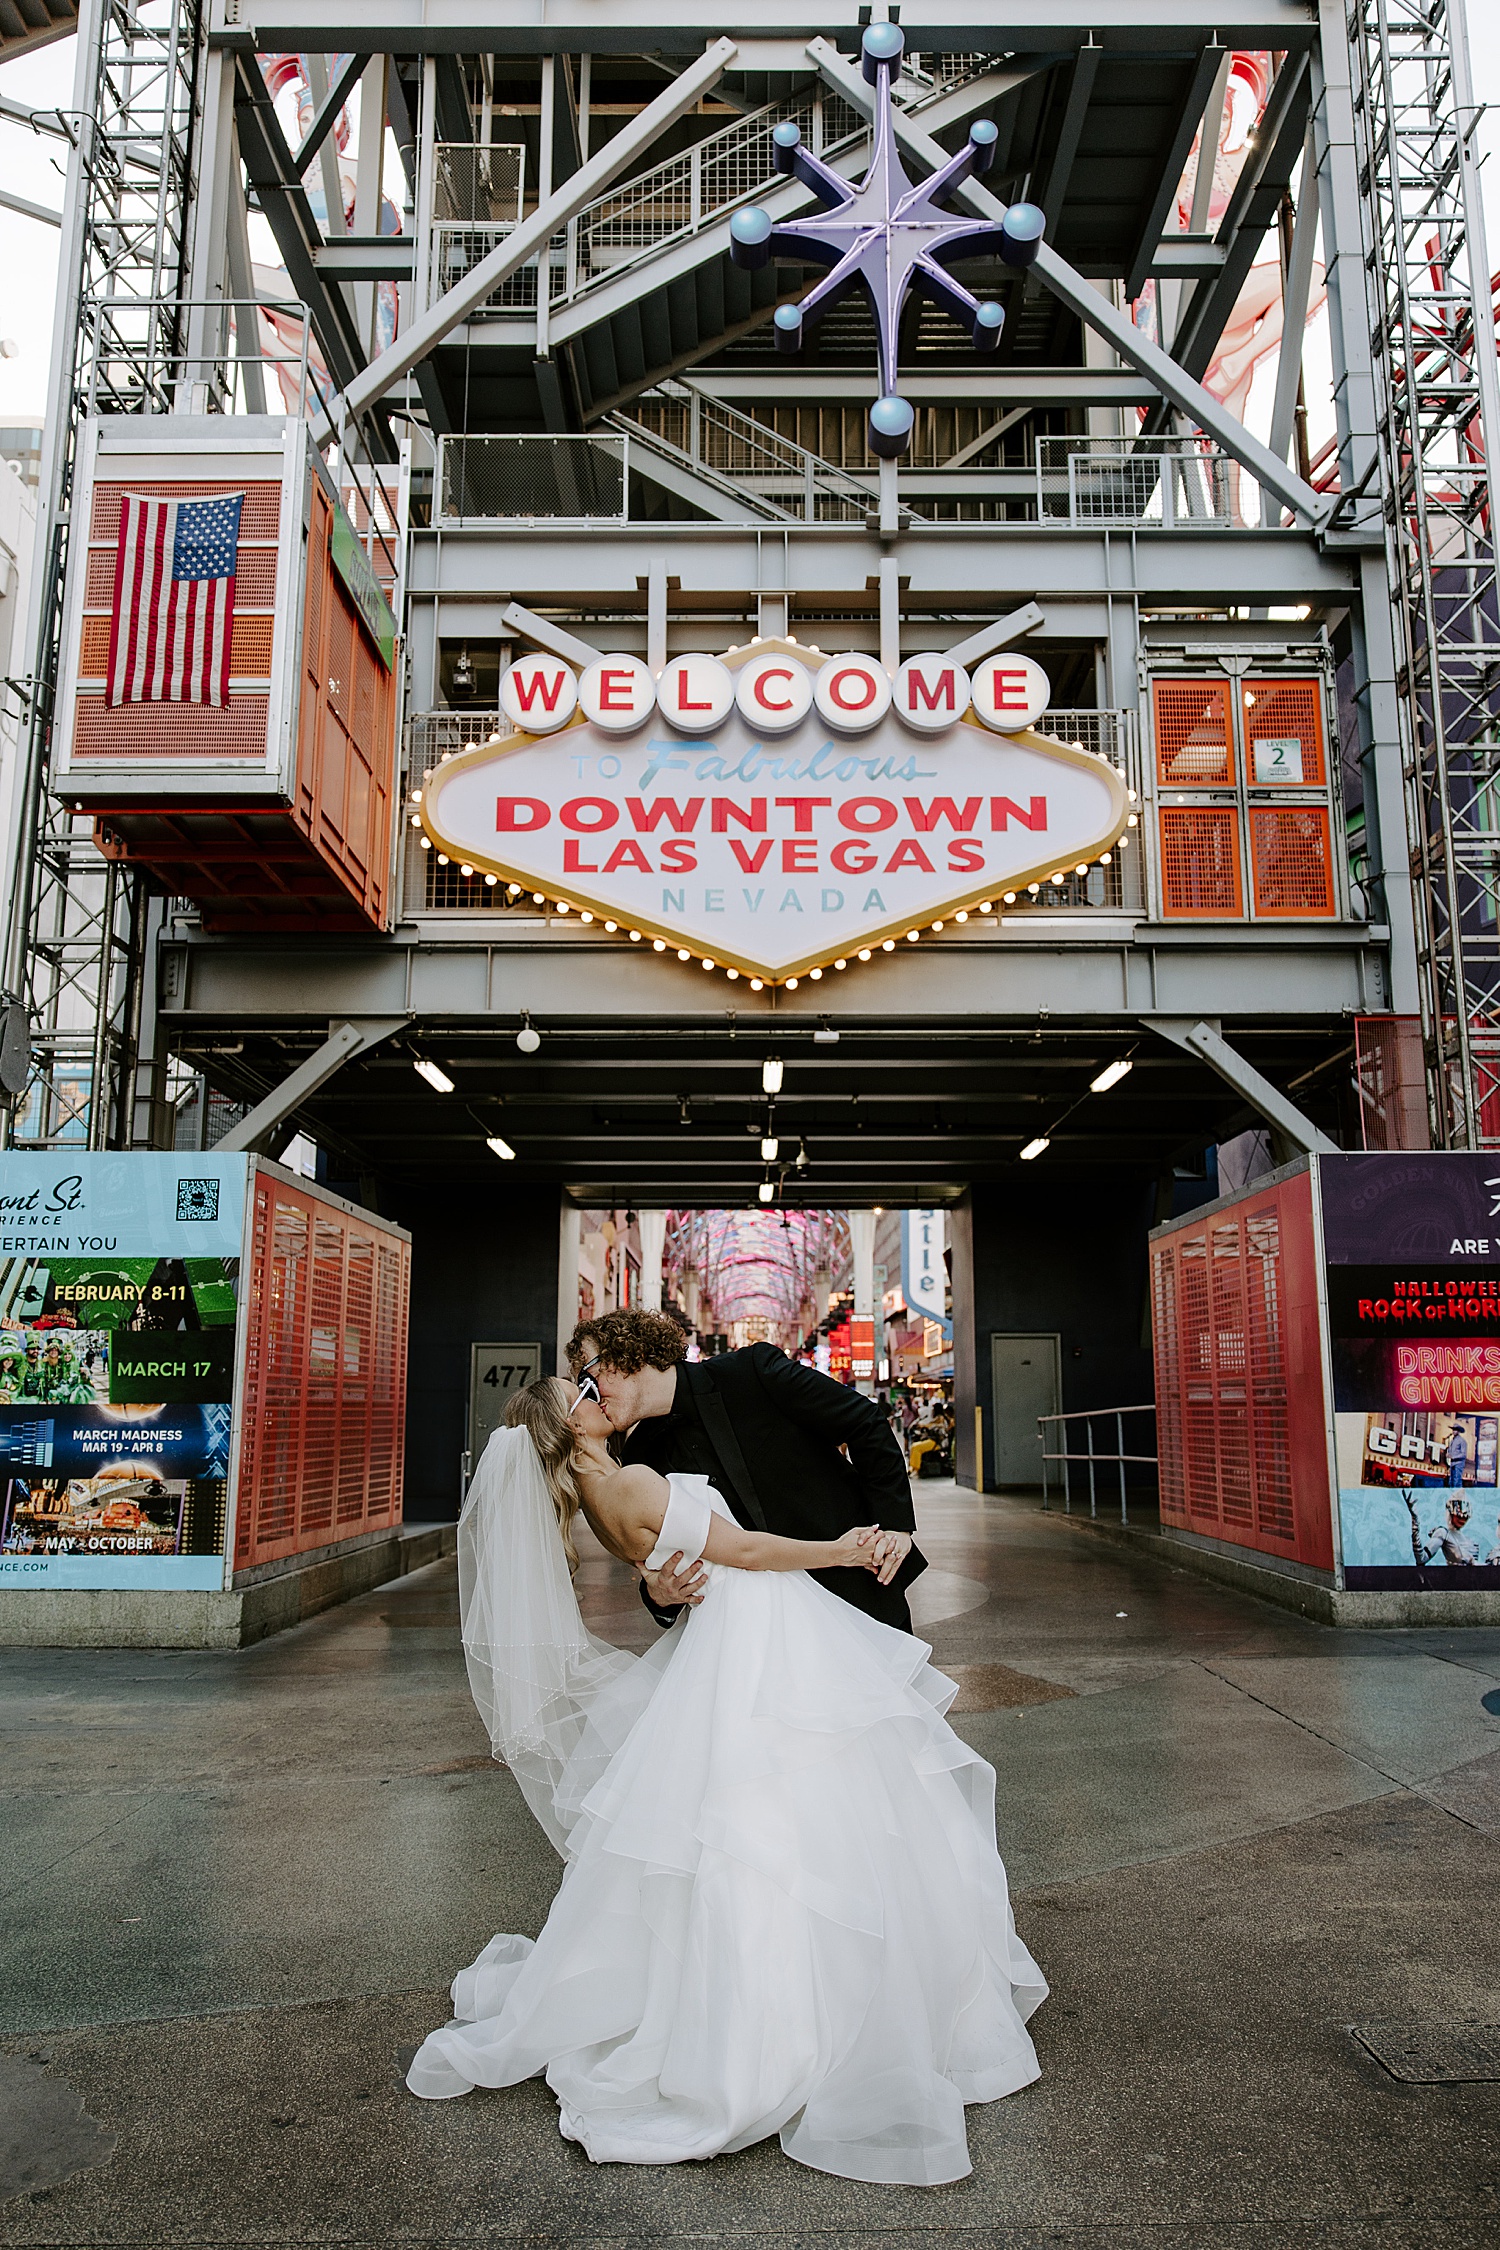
729, 23, 1046, 457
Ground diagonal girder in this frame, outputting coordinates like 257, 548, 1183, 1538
231, 46, 387, 439
335, 38, 738, 426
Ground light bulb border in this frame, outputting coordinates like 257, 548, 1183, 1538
418, 709, 1129, 987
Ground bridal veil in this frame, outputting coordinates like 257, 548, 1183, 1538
457, 1424, 637, 1853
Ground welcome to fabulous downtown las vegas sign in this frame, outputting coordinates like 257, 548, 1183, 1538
418, 639, 1133, 987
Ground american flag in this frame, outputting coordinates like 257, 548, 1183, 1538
106, 491, 244, 708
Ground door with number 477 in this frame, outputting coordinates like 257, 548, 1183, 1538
465, 1341, 542, 1489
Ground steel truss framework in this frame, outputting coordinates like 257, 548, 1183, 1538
6, 0, 1496, 1171
3, 0, 203, 1150
1352, 0, 1500, 1146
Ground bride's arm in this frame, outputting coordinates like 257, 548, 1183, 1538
600, 1463, 880, 1575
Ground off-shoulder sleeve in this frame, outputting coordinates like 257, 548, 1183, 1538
644, 1475, 714, 1572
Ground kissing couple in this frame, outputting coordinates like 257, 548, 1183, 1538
406, 1310, 1045, 2185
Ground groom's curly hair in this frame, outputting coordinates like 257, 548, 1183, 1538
567, 1308, 688, 1377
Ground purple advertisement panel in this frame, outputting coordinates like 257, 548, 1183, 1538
1321, 1155, 1500, 1590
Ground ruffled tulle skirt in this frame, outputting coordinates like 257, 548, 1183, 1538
407, 1569, 1045, 2185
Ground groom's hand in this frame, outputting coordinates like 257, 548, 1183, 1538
859, 1527, 913, 1586
639, 1550, 707, 1608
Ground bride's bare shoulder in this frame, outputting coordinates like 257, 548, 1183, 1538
582, 1461, 668, 1563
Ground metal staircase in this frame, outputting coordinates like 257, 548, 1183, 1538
426, 61, 1013, 425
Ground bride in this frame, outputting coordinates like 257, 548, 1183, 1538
406, 1375, 1046, 2185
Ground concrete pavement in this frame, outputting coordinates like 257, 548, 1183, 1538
2, 1481, 1498, 2246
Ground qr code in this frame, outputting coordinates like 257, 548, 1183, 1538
177, 1177, 220, 1222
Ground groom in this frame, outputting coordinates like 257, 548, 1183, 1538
567, 1309, 925, 1631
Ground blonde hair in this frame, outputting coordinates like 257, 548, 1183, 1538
505, 1377, 585, 1576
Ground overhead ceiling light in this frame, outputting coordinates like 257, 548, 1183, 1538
762, 1056, 783, 1094
1090, 1057, 1133, 1094
516, 1014, 541, 1054
413, 1056, 454, 1093
486, 1135, 516, 1161
761, 1135, 779, 1160
795, 1140, 809, 1171
813, 1022, 839, 1044
758, 1180, 775, 1204
1020, 1135, 1050, 1162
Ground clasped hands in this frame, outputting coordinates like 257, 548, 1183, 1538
642, 1526, 913, 1608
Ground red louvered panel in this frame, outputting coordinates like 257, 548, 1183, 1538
336, 1234, 375, 1525
1245, 1207, 1294, 1540
233, 1172, 410, 1571
1212, 1222, 1253, 1528
1152, 1242, 1185, 1523
1178, 1235, 1221, 1521
1150, 1167, 1334, 1572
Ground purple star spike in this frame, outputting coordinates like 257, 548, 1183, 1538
729, 23, 1045, 456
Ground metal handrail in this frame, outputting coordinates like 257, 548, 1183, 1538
1038, 1402, 1157, 1524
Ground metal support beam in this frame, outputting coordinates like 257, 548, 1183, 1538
945, 602, 1044, 669
499, 602, 604, 667
336, 37, 738, 424
1143, 1017, 1339, 1153
232, 49, 373, 400
214, 1018, 406, 1153
0, 186, 61, 227
1124, 43, 1225, 300
684, 369, 1158, 408
805, 38, 1326, 531
292, 49, 367, 177
1262, 126, 1320, 527
1168, 52, 1313, 387
1036, 40, 1099, 231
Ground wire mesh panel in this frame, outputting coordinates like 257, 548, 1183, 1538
999, 710, 1142, 911
1242, 676, 1326, 786
1248, 806, 1336, 918
437, 435, 627, 520
429, 225, 541, 308
433, 142, 525, 222
1154, 679, 1233, 785
566, 89, 864, 292
1038, 438, 1231, 526
1159, 807, 1243, 917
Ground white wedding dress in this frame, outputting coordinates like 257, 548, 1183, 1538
407, 1447, 1045, 2186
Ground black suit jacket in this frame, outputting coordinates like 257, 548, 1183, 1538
623, 1342, 925, 1632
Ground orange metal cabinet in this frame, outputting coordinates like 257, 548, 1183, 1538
54, 415, 397, 934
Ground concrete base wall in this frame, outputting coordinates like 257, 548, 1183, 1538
0, 1523, 457, 1650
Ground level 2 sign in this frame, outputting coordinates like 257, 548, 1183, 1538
420, 638, 1128, 984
